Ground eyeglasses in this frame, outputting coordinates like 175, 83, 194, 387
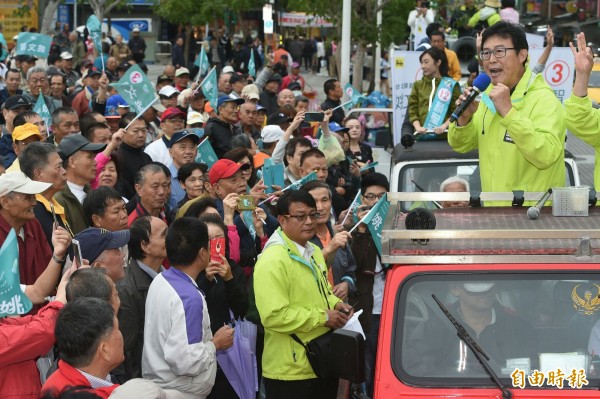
166, 118, 185, 124
282, 213, 320, 222
362, 193, 386, 201
479, 47, 516, 60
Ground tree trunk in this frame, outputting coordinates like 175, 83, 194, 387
184, 24, 193, 67
40, 0, 61, 35
352, 41, 366, 92
368, 49, 376, 92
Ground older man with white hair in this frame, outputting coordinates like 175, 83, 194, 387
21, 67, 61, 115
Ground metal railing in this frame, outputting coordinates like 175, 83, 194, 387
155, 41, 172, 65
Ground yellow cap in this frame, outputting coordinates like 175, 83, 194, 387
12, 123, 42, 142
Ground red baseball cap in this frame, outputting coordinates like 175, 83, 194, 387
160, 107, 187, 122
209, 159, 251, 184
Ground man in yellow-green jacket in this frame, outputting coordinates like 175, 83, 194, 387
565, 32, 600, 191
254, 189, 353, 399
449, 21, 565, 199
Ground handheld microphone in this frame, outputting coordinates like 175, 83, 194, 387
449, 73, 491, 123
527, 189, 553, 220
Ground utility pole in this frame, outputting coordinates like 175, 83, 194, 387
340, 0, 351, 87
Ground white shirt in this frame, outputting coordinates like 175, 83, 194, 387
372, 257, 385, 315
67, 181, 86, 204
293, 240, 314, 262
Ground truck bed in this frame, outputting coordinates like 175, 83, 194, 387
382, 202, 600, 263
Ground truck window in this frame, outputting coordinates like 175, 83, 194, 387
394, 272, 600, 388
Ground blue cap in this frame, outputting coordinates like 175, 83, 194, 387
74, 228, 130, 264
168, 130, 201, 148
328, 122, 349, 133
105, 94, 129, 117
216, 95, 245, 108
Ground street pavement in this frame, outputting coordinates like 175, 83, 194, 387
146, 63, 596, 188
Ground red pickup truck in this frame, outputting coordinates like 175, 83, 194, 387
372, 192, 600, 398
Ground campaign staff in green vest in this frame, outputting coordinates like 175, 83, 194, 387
408, 47, 461, 135
564, 32, 600, 191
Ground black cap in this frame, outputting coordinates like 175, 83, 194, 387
266, 73, 282, 84
157, 74, 172, 85
58, 135, 106, 160
167, 130, 201, 148
117, 61, 131, 71
2, 95, 32, 111
267, 112, 293, 125
229, 73, 245, 84
287, 81, 302, 91
16, 55, 37, 63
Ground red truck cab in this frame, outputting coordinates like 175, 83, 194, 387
374, 193, 600, 398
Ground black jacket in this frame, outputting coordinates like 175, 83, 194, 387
259, 90, 278, 115
116, 257, 154, 381
350, 231, 380, 333
196, 262, 248, 333
113, 142, 153, 200
320, 97, 345, 125
205, 117, 242, 159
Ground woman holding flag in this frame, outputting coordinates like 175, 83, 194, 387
408, 47, 461, 136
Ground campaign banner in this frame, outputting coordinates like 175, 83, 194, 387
0, 229, 32, 317
113, 64, 156, 113
526, 33, 545, 50
350, 193, 389, 255
15, 32, 51, 58
391, 50, 422, 145
248, 50, 256, 78
528, 47, 574, 104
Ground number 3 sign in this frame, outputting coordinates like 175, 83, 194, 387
528, 47, 574, 104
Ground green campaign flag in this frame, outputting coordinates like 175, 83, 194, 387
33, 93, 51, 135
196, 137, 218, 167
15, 32, 51, 58
113, 64, 157, 114
0, 229, 32, 317
263, 158, 284, 194
360, 193, 390, 255
343, 83, 367, 110
287, 171, 317, 191
201, 67, 218, 109
194, 46, 210, 76
248, 50, 256, 78
86, 15, 103, 57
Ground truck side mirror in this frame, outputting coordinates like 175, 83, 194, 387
331, 330, 365, 383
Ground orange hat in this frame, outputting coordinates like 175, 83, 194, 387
204, 101, 214, 114
12, 123, 42, 142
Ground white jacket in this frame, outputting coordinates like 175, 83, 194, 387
142, 267, 217, 398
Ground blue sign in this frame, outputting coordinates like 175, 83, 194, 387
103, 19, 151, 41
57, 5, 70, 26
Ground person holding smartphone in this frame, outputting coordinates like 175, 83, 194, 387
196, 213, 248, 399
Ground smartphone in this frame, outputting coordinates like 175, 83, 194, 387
210, 237, 226, 263
50, 203, 60, 227
238, 195, 256, 211
304, 112, 324, 122
72, 238, 83, 269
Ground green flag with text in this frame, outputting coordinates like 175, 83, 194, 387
0, 229, 32, 317
16, 33, 51, 58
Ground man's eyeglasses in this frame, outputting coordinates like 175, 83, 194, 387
479, 47, 516, 60
282, 213, 320, 222
362, 193, 386, 201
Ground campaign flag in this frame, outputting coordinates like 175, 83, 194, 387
359, 161, 379, 173
248, 50, 256, 78
15, 32, 51, 58
86, 15, 103, 59
196, 137, 218, 167
113, 64, 157, 114
194, 46, 210, 76
33, 93, 51, 136
0, 229, 32, 317
287, 171, 317, 191
351, 193, 389, 255
262, 158, 284, 194
341, 189, 361, 226
201, 67, 218, 110
343, 83, 367, 110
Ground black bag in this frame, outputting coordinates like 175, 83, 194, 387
291, 330, 334, 379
